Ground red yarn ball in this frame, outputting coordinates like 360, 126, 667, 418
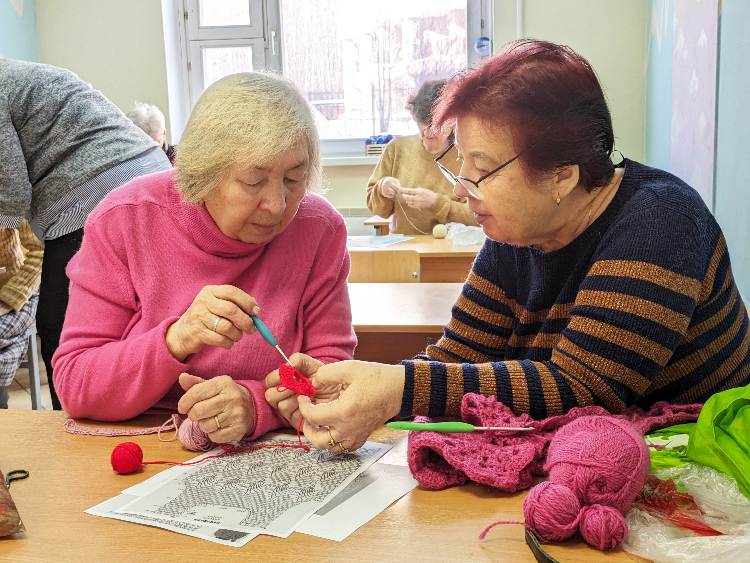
579, 504, 628, 550
523, 482, 581, 542
111, 441, 144, 474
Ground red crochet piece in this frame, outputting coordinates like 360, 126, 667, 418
277, 364, 316, 397
407, 394, 702, 492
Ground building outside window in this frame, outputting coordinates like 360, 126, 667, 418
176, 0, 492, 153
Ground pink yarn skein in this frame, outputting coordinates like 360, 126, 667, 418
523, 416, 650, 550
178, 418, 218, 452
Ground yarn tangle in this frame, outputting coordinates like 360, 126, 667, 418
68, 365, 320, 475
277, 364, 316, 397
110, 417, 308, 474
480, 416, 650, 550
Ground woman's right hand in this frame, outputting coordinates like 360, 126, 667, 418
380, 177, 402, 199
298, 360, 405, 453
165, 285, 258, 362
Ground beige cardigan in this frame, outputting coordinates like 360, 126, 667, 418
366, 135, 478, 235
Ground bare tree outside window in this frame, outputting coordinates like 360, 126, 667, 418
281, 0, 467, 139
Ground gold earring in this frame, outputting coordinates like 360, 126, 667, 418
556, 195, 561, 206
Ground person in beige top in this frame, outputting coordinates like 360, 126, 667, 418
366, 79, 478, 235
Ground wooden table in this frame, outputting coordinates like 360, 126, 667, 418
0, 411, 645, 563
347, 235, 482, 283
350, 283, 462, 364
364, 215, 390, 236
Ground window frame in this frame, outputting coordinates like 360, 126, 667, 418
171, 0, 493, 158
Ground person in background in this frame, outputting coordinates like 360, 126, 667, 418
278, 40, 749, 454
127, 102, 177, 165
53, 72, 355, 443
0, 222, 43, 408
366, 79, 478, 235
0, 59, 172, 411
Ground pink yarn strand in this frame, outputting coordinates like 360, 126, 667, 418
63, 415, 181, 437
478, 520, 528, 540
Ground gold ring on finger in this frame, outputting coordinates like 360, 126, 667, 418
327, 428, 335, 447
212, 317, 221, 332
337, 442, 350, 453
214, 415, 222, 430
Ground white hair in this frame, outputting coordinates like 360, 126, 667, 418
126, 102, 166, 138
176, 71, 323, 204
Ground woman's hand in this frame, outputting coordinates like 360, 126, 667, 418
297, 361, 405, 453
380, 177, 402, 199
264, 353, 325, 428
399, 187, 438, 209
165, 285, 258, 362
178, 373, 255, 442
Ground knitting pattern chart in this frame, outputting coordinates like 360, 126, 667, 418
116, 434, 388, 537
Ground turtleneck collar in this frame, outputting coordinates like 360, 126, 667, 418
166, 176, 275, 258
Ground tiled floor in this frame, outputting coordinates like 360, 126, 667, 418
5, 335, 53, 410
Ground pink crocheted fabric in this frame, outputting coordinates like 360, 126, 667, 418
407, 394, 702, 491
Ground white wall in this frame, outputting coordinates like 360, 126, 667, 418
494, 0, 647, 162
35, 0, 172, 140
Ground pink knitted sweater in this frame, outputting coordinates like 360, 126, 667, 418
408, 394, 702, 491
52, 170, 356, 439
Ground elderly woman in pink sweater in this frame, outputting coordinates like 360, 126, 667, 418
52, 73, 356, 443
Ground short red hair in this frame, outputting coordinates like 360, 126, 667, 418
433, 40, 615, 191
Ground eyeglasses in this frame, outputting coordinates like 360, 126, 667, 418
434, 142, 535, 200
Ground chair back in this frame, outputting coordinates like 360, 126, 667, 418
348, 249, 421, 282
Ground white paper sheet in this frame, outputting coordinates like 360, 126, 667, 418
114, 434, 390, 539
86, 494, 258, 547
347, 235, 414, 248
296, 462, 418, 541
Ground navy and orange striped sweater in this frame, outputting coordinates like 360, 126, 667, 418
399, 160, 750, 419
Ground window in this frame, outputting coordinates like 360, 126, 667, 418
176, 0, 492, 155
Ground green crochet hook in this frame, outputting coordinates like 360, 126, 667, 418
387, 421, 534, 432
251, 315, 291, 365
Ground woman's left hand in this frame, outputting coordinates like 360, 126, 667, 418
297, 360, 405, 453
177, 373, 254, 442
399, 187, 438, 209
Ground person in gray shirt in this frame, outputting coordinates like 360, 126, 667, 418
0, 59, 172, 410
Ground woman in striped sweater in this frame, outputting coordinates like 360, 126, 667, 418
271, 40, 750, 454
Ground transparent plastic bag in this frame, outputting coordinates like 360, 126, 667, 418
445, 222, 486, 245
622, 463, 750, 562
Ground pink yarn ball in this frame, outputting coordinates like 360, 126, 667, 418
178, 418, 217, 452
111, 442, 143, 474
545, 416, 650, 514
579, 505, 628, 550
523, 482, 581, 542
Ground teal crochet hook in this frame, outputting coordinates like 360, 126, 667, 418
387, 421, 534, 432
251, 315, 291, 365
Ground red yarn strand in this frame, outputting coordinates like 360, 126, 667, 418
142, 417, 310, 467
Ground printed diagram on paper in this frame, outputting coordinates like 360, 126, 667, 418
116, 434, 388, 537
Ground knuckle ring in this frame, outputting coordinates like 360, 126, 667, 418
214, 415, 222, 430
212, 317, 221, 332
337, 442, 350, 453
327, 428, 335, 447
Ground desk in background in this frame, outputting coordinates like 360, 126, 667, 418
364, 215, 390, 236
350, 282, 462, 364
347, 235, 482, 283
0, 410, 645, 563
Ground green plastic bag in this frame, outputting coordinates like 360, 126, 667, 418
687, 384, 750, 498
645, 424, 696, 471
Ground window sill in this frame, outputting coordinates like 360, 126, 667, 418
322, 156, 381, 167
